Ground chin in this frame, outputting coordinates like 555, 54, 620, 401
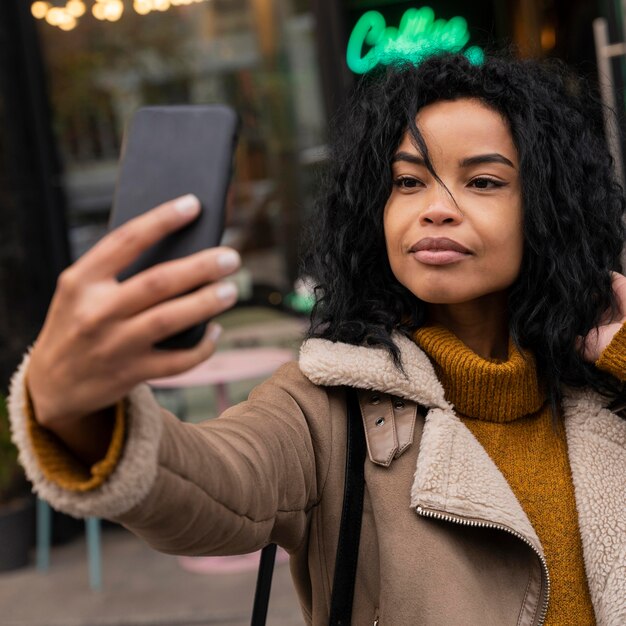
409, 280, 513, 306
405, 279, 476, 304
415, 291, 477, 305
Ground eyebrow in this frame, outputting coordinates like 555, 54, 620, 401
460, 153, 515, 168
391, 151, 516, 169
391, 152, 425, 166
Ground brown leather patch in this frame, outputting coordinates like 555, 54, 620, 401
358, 392, 398, 467
392, 399, 418, 458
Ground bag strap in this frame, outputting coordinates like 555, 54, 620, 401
251, 543, 277, 626
251, 387, 365, 626
328, 387, 366, 625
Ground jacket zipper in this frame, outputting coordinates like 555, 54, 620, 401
415, 506, 550, 626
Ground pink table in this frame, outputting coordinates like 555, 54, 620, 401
149, 347, 295, 414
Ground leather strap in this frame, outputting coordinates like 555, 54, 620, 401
251, 543, 277, 626
328, 387, 366, 625
251, 387, 365, 626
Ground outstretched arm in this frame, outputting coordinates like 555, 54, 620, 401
10, 360, 334, 556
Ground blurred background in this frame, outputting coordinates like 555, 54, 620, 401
1, 0, 626, 624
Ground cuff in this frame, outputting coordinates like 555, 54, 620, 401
8, 351, 164, 518
596, 322, 626, 382
24, 384, 126, 493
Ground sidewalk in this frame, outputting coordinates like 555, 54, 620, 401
0, 525, 303, 625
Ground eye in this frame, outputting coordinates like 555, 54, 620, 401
393, 176, 423, 190
469, 177, 506, 190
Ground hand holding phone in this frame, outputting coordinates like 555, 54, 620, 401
26, 104, 242, 435
27, 194, 241, 432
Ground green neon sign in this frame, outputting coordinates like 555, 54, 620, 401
346, 6, 484, 74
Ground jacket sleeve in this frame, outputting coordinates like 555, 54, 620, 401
9, 357, 336, 556
595, 322, 626, 381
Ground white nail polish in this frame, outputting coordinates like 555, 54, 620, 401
208, 324, 223, 343
217, 282, 238, 301
217, 251, 241, 271
174, 194, 200, 216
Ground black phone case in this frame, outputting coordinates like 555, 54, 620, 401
109, 105, 239, 349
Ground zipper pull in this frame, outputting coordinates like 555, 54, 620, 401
373, 618, 379, 626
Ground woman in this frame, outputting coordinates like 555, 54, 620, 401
8, 54, 626, 625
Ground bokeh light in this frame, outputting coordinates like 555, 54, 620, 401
31, 1, 50, 19
133, 0, 151, 15
92, 2, 106, 20
45, 7, 66, 26
66, 0, 86, 17
104, 0, 124, 21
58, 15, 78, 30
31, 0, 210, 28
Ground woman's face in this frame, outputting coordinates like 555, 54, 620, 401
384, 98, 523, 305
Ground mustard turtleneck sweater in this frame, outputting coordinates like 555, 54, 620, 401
414, 324, 626, 626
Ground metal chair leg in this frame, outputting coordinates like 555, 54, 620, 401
86, 517, 102, 591
37, 500, 103, 590
36, 498, 52, 571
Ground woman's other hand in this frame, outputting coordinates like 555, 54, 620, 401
27, 194, 241, 429
579, 272, 626, 363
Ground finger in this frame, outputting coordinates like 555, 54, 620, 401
115, 247, 241, 317
122, 279, 238, 347
139, 322, 224, 381
577, 321, 623, 363
610, 272, 626, 318
76, 194, 201, 280
576, 329, 599, 363
574, 335, 584, 355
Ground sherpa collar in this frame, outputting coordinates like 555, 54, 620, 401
299, 332, 450, 410
299, 333, 542, 545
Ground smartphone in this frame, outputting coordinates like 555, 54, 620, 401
109, 104, 239, 349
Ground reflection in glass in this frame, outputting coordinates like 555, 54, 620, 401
34, 0, 326, 296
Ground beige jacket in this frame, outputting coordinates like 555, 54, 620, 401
9, 334, 626, 625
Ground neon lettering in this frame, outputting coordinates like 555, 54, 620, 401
346, 6, 484, 74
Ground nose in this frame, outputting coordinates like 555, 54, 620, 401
419, 189, 462, 226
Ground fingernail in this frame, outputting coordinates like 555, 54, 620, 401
217, 250, 241, 271
208, 323, 223, 343
216, 282, 238, 302
174, 194, 200, 216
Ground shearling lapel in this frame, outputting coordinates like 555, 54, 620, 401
299, 332, 449, 410
562, 388, 626, 626
409, 405, 542, 552
299, 334, 541, 550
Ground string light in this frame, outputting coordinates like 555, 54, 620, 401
133, 0, 150, 15
31, 0, 208, 30
45, 7, 68, 26
92, 0, 123, 21
59, 15, 78, 29
67, 0, 86, 17
31, 1, 50, 19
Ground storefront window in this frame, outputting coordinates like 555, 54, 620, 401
33, 0, 326, 293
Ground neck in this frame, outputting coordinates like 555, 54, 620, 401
427, 292, 510, 360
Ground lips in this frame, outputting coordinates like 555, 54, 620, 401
409, 237, 472, 266
410, 237, 470, 254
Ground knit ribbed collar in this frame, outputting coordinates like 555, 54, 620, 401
413, 325, 546, 422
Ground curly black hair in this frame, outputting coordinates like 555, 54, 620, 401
301, 52, 625, 407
